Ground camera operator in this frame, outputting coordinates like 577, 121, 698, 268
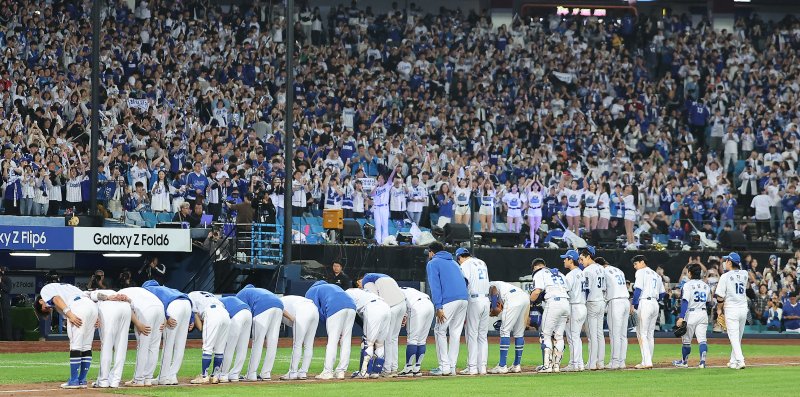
117, 268, 134, 289
254, 190, 277, 226
86, 269, 108, 291
203, 227, 232, 262
138, 256, 166, 284
0, 267, 11, 340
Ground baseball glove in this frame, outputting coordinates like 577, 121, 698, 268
672, 322, 687, 338
493, 320, 502, 332
715, 313, 727, 332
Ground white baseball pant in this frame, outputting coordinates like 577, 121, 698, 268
202, 306, 231, 357
361, 302, 391, 372
247, 307, 282, 379
682, 310, 708, 345
500, 298, 529, 338
67, 298, 98, 351
96, 301, 132, 387
541, 299, 569, 368
374, 205, 390, 244
131, 304, 165, 384
221, 310, 252, 380
159, 299, 191, 383
385, 302, 407, 372
465, 298, 490, 373
433, 299, 467, 374
406, 297, 434, 345
606, 298, 630, 368
323, 308, 357, 373
725, 307, 748, 365
566, 303, 586, 369
585, 300, 605, 369
636, 300, 659, 367
287, 301, 319, 377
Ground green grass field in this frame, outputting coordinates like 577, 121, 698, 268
1, 342, 797, 396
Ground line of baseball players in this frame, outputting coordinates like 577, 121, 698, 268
32, 245, 750, 389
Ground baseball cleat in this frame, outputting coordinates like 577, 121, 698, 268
335, 371, 346, 380
369, 373, 380, 379
698, 363, 706, 369
280, 373, 298, 381
210, 376, 219, 384
229, 377, 240, 383
510, 365, 522, 373
258, 373, 271, 381
459, 368, 478, 375
734, 362, 746, 370
727, 362, 736, 369
398, 368, 415, 377
218, 376, 229, 383
143, 379, 155, 386
190, 375, 210, 384
538, 365, 554, 373
561, 365, 577, 372
489, 365, 510, 374
386, 371, 398, 378
672, 360, 688, 368
428, 368, 445, 376
413, 371, 423, 377
315, 371, 334, 380
633, 364, 653, 369
298, 374, 307, 380
351, 372, 368, 379
61, 381, 82, 389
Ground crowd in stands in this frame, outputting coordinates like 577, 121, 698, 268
1, 0, 800, 248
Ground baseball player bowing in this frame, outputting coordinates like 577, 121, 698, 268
118, 286, 166, 387
34, 282, 99, 389
599, 257, 630, 370
305, 280, 357, 380
561, 250, 587, 372
346, 287, 391, 378
398, 286, 434, 377
578, 247, 606, 370
672, 264, 711, 369
532, 257, 570, 373
631, 255, 666, 369
279, 295, 319, 380
236, 284, 286, 381
86, 290, 133, 388
456, 248, 490, 376
489, 280, 530, 374
218, 296, 253, 382
188, 291, 231, 384
715, 252, 748, 369
358, 273, 407, 377
142, 280, 193, 386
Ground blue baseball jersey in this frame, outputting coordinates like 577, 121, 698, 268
236, 284, 284, 316
361, 273, 390, 285
426, 251, 469, 310
220, 296, 251, 318
141, 280, 190, 309
304, 281, 356, 320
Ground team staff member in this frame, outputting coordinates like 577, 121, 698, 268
305, 280, 357, 379
456, 248, 490, 376
532, 257, 570, 373
397, 286, 434, 377
326, 261, 352, 289
561, 250, 587, 372
118, 286, 166, 387
672, 264, 711, 368
426, 242, 468, 376
715, 252, 749, 369
219, 296, 253, 383
579, 247, 606, 370
142, 280, 192, 386
236, 285, 285, 381
358, 273, 407, 377
599, 257, 630, 370
631, 255, 666, 370
35, 283, 99, 389
489, 280, 530, 374
188, 291, 231, 384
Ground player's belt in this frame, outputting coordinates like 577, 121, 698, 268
509, 207, 521, 210
369, 299, 377, 303
210, 304, 217, 308
549, 297, 563, 301
642, 297, 655, 300
457, 204, 469, 207
470, 294, 489, 298
585, 206, 596, 209
374, 204, 387, 207
569, 205, 580, 208
598, 206, 607, 210
529, 206, 541, 209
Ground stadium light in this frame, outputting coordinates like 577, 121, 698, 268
103, 253, 142, 258
10, 252, 52, 257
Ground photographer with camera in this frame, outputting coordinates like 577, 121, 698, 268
0, 267, 11, 340
138, 256, 166, 285
86, 270, 108, 291
117, 268, 134, 289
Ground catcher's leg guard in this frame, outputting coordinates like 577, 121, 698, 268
552, 348, 563, 372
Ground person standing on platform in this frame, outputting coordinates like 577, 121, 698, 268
370, 168, 397, 244
426, 242, 468, 376
456, 248, 490, 375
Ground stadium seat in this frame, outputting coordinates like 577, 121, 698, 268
140, 212, 158, 228
156, 212, 173, 223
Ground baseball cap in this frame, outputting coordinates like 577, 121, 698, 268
769, 254, 777, 261
586, 245, 596, 257
722, 252, 741, 264
455, 247, 470, 257
560, 249, 579, 261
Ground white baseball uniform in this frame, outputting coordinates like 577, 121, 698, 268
188, 291, 231, 376
582, 262, 607, 369
219, 297, 253, 381
347, 288, 391, 374
118, 287, 165, 385
40, 283, 98, 352
715, 269, 749, 366
633, 267, 665, 367
680, 280, 711, 346
400, 287, 434, 372
158, 296, 192, 384
460, 257, 491, 374
564, 267, 587, 370
491, 281, 529, 338
280, 296, 320, 378
603, 265, 630, 368
362, 275, 407, 373
88, 290, 132, 388
532, 269, 570, 369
